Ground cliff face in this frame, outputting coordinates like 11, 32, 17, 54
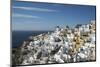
12, 20, 96, 65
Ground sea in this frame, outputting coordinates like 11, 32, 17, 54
12, 31, 52, 48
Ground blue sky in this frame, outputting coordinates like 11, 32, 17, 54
12, 1, 96, 31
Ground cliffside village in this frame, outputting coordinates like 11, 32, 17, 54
12, 20, 96, 65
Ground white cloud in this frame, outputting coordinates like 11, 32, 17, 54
13, 6, 58, 12
12, 13, 40, 18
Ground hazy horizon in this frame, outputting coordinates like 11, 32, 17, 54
12, 1, 96, 31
